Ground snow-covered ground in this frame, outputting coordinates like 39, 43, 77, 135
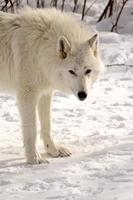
0, 1, 133, 200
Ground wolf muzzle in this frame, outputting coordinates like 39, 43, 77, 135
77, 91, 87, 101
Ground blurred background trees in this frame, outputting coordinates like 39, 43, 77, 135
0, 0, 129, 32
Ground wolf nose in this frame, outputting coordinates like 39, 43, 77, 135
77, 91, 87, 101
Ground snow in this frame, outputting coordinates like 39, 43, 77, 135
0, 1, 133, 200
99, 32, 133, 66
0, 66, 133, 200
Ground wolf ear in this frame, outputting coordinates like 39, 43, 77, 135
57, 36, 71, 59
88, 33, 98, 56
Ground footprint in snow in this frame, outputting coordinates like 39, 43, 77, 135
0, 180, 12, 186
128, 95, 133, 99
111, 114, 125, 121
105, 87, 112, 91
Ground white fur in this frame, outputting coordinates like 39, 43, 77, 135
0, 8, 104, 164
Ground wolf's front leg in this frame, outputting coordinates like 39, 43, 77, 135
38, 94, 71, 157
17, 90, 46, 164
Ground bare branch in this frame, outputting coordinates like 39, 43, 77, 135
81, 0, 87, 20
97, 0, 117, 22
61, 0, 65, 11
73, 0, 78, 13
111, 0, 129, 32
85, 0, 98, 15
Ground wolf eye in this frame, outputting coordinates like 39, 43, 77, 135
69, 70, 77, 76
85, 69, 91, 75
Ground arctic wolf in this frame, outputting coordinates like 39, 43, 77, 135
0, 8, 104, 164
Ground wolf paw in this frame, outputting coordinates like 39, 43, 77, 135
47, 145, 71, 157
26, 152, 48, 165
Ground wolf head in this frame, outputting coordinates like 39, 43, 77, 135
51, 34, 104, 101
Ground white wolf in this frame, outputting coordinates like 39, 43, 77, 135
0, 8, 104, 164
